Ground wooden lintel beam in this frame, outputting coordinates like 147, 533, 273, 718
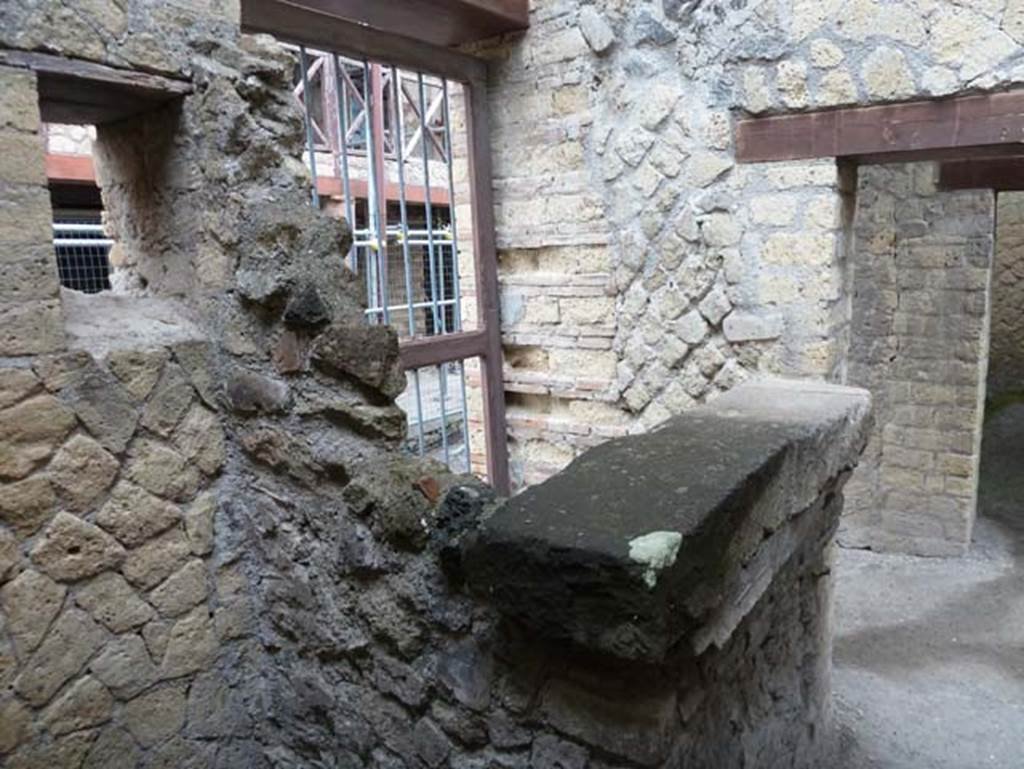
241, 0, 487, 84
736, 90, 1024, 164
938, 157, 1024, 191
316, 176, 450, 206
0, 49, 191, 125
280, 0, 528, 47
398, 329, 488, 370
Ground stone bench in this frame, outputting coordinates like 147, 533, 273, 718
461, 378, 872, 766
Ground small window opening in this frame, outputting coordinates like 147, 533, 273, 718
44, 123, 114, 294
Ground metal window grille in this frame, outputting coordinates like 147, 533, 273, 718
52, 211, 112, 293
291, 45, 506, 485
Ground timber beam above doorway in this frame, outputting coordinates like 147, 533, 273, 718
242, 0, 528, 50
735, 89, 1024, 165
938, 157, 1024, 192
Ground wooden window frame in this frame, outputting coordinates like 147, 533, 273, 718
242, 0, 512, 493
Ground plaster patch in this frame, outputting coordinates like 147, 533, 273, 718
628, 531, 683, 588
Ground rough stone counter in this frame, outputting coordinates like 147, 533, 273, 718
462, 379, 872, 767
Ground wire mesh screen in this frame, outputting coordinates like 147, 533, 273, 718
292, 45, 478, 475
396, 362, 471, 470
53, 211, 112, 293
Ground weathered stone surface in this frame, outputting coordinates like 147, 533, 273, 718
283, 283, 331, 329
464, 379, 872, 661
540, 665, 679, 766
82, 726, 142, 769
311, 324, 406, 399
579, 6, 615, 54
530, 734, 588, 769
123, 527, 191, 590
31, 512, 126, 582
224, 369, 290, 414
414, 717, 452, 768
272, 329, 308, 373
436, 637, 493, 712
0, 366, 39, 410
75, 571, 155, 633
14, 607, 105, 705
0, 695, 32, 754
140, 363, 195, 436
171, 341, 219, 408
343, 460, 440, 549
722, 312, 784, 343
48, 434, 119, 511
59, 363, 138, 453
149, 558, 208, 617
31, 351, 91, 392
0, 729, 95, 768
125, 440, 201, 502
42, 674, 114, 736
89, 634, 157, 700
141, 616, 174, 663
106, 349, 169, 401
159, 604, 217, 679
0, 67, 40, 133
239, 426, 322, 485
186, 670, 253, 738
171, 404, 225, 475
0, 569, 66, 655
96, 481, 182, 547
123, 683, 187, 747
843, 164, 994, 556
0, 395, 76, 480
183, 493, 216, 556
0, 299, 64, 357
0, 526, 18, 583
0, 480, 52, 540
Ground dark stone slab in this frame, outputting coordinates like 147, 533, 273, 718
462, 379, 872, 662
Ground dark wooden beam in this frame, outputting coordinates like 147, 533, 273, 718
241, 0, 487, 83
399, 329, 488, 369
736, 90, 1024, 164
0, 49, 191, 125
278, 0, 528, 47
465, 76, 511, 495
938, 157, 1024, 191
316, 176, 450, 205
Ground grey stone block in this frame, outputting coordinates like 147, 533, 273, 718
463, 378, 871, 661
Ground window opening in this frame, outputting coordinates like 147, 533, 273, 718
45, 123, 113, 294
291, 46, 485, 477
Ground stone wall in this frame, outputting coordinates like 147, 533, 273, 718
0, 4, 872, 768
840, 163, 993, 557
988, 191, 1024, 399
462, 379, 872, 768
473, 0, 1024, 488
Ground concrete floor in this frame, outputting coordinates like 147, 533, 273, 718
833, 403, 1024, 769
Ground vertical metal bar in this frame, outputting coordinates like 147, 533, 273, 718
369, 63, 391, 326
412, 368, 426, 456
437, 363, 450, 467
299, 46, 320, 208
360, 60, 379, 321
465, 76, 511, 495
417, 72, 443, 336
441, 78, 464, 333
331, 53, 356, 268
457, 359, 472, 473
390, 65, 418, 340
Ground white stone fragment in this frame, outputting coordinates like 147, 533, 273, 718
628, 531, 683, 588
723, 313, 784, 343
578, 7, 615, 55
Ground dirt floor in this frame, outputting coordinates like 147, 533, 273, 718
833, 403, 1024, 769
